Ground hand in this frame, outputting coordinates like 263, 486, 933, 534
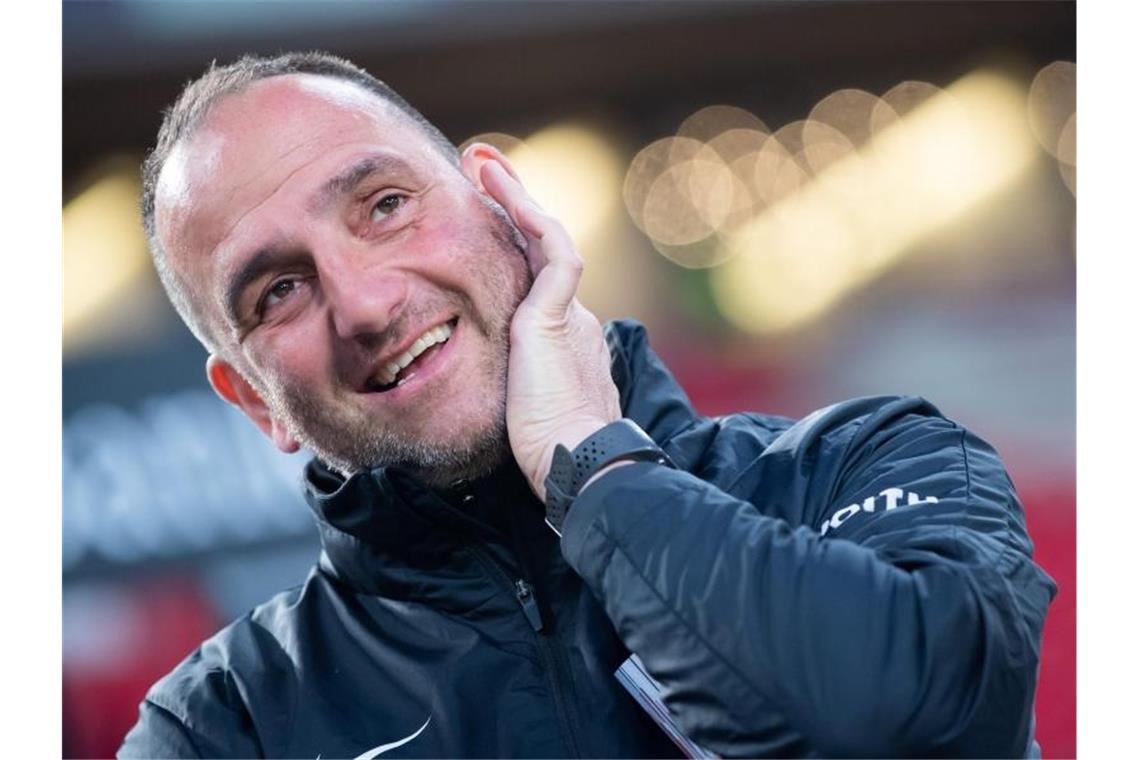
480, 159, 622, 500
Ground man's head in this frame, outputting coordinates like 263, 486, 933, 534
145, 52, 532, 484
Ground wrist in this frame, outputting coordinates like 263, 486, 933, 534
580, 459, 636, 492
535, 418, 615, 489
560, 417, 618, 451
542, 418, 674, 535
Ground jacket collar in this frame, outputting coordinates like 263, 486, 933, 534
303, 319, 700, 594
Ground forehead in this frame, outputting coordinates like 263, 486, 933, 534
153, 74, 447, 312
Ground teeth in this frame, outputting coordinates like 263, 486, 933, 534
369, 321, 454, 389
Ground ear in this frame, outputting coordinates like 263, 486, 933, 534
460, 142, 522, 194
206, 355, 301, 454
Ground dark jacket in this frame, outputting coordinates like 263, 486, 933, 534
120, 320, 1056, 758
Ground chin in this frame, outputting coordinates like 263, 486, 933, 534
412, 441, 510, 489
303, 397, 511, 484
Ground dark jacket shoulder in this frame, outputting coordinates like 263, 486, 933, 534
119, 576, 323, 758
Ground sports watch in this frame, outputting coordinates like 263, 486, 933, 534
543, 418, 674, 535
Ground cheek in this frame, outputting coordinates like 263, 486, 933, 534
416, 193, 529, 311
418, 220, 464, 264
415, 202, 475, 258
416, 217, 495, 285
245, 321, 330, 390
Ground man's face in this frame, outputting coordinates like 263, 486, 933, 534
154, 74, 531, 482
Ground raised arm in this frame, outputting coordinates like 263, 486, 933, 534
561, 398, 1056, 757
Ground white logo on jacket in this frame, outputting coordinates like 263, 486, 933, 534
331, 715, 431, 760
819, 487, 939, 536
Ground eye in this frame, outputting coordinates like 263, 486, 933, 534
370, 193, 407, 222
258, 277, 301, 317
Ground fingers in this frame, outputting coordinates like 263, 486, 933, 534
479, 159, 540, 236
480, 160, 583, 317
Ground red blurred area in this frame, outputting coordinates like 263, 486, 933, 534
1021, 482, 1076, 759
62, 574, 221, 759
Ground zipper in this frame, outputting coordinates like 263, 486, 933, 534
467, 545, 583, 757
514, 578, 544, 632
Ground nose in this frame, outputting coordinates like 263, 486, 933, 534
320, 249, 408, 345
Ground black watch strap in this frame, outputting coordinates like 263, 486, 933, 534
543, 419, 674, 535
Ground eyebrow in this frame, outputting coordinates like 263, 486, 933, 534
308, 153, 418, 214
222, 245, 309, 327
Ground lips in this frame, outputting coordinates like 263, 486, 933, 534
365, 318, 457, 392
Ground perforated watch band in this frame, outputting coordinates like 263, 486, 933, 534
543, 419, 674, 535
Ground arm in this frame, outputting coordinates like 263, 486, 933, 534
119, 700, 204, 759
118, 651, 264, 759
561, 406, 1056, 757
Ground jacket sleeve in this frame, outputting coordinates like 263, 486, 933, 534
119, 700, 204, 759
559, 403, 1056, 757
117, 648, 265, 759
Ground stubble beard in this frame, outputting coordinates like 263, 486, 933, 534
262, 204, 530, 487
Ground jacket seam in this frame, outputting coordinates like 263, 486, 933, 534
958, 425, 1018, 572
957, 427, 973, 561
141, 696, 206, 758
959, 427, 972, 508
719, 417, 787, 497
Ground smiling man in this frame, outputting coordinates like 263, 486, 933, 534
151, 65, 536, 485
120, 52, 1056, 758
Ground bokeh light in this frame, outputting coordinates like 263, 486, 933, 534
677, 105, 769, 144
1059, 161, 1076, 196
800, 119, 861, 192
642, 156, 732, 245
625, 72, 1036, 326
622, 104, 784, 268
753, 123, 812, 207
1028, 61, 1076, 161
712, 195, 863, 332
807, 88, 882, 148
625, 137, 708, 235
707, 127, 770, 165
870, 80, 943, 135
624, 136, 742, 267
63, 160, 151, 352
1057, 112, 1076, 167
708, 69, 1036, 334
495, 124, 624, 247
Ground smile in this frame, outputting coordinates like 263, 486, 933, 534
365, 318, 457, 392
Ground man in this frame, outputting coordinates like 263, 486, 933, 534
119, 51, 1055, 758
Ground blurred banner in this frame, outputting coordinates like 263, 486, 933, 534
63, 2, 1075, 757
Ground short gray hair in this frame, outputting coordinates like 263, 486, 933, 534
140, 51, 460, 353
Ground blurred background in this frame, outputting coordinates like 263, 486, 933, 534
62, 1, 1075, 756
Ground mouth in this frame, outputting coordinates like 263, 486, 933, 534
363, 317, 459, 394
